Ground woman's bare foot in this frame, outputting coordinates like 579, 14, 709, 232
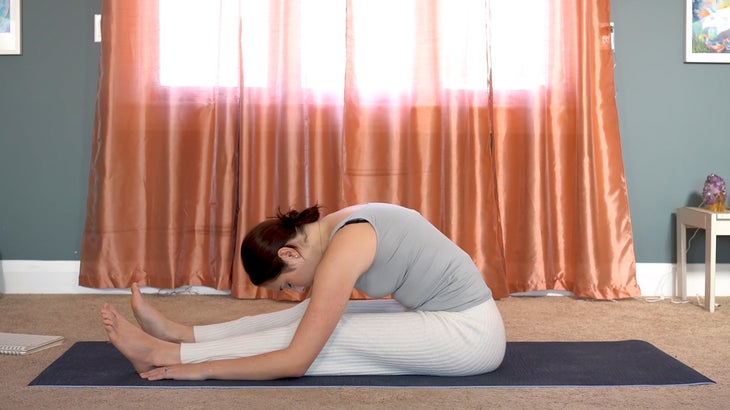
130, 283, 194, 343
101, 302, 181, 374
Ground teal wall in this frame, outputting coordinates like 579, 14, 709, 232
0, 0, 101, 260
1, 1, 729, 263
613, 0, 730, 263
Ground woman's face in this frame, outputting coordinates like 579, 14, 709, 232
262, 246, 315, 293
266, 270, 311, 294
263, 269, 312, 294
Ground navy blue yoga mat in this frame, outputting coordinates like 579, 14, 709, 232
29, 340, 713, 388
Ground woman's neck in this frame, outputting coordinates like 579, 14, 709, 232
302, 221, 327, 259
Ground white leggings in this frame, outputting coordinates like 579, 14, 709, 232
181, 298, 506, 376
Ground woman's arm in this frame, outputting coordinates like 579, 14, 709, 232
282, 222, 377, 374
140, 222, 377, 381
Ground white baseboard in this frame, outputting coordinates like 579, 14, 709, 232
634, 262, 730, 298
1, 260, 729, 297
0, 260, 230, 295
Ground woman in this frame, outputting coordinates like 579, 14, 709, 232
101, 203, 506, 380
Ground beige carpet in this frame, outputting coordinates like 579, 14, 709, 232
1, 292, 727, 409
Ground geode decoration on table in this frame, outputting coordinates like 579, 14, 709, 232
703, 173, 727, 212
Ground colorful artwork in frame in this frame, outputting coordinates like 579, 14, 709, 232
0, 0, 21, 55
686, 0, 730, 62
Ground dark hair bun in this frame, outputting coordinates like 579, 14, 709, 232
277, 204, 321, 231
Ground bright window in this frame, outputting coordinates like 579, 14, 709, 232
159, 0, 241, 87
490, 0, 548, 90
159, 0, 548, 91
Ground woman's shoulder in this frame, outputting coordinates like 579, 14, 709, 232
323, 204, 364, 223
336, 203, 419, 219
317, 204, 362, 235
322, 203, 412, 227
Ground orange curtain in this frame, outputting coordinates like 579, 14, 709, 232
79, 1, 241, 291
80, 0, 639, 301
492, 1, 639, 299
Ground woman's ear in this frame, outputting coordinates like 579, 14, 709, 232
277, 246, 300, 261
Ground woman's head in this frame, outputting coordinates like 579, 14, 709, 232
241, 205, 321, 286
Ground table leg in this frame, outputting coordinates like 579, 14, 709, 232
676, 217, 688, 301
705, 222, 716, 313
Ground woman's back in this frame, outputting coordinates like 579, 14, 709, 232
327, 203, 492, 311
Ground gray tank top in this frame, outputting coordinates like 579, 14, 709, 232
329, 203, 492, 312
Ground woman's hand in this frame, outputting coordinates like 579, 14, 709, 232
139, 363, 207, 381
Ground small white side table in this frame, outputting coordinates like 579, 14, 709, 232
675, 207, 730, 312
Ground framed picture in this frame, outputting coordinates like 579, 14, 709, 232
686, 0, 730, 63
0, 0, 21, 55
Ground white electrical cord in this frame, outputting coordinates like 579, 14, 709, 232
644, 201, 705, 305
